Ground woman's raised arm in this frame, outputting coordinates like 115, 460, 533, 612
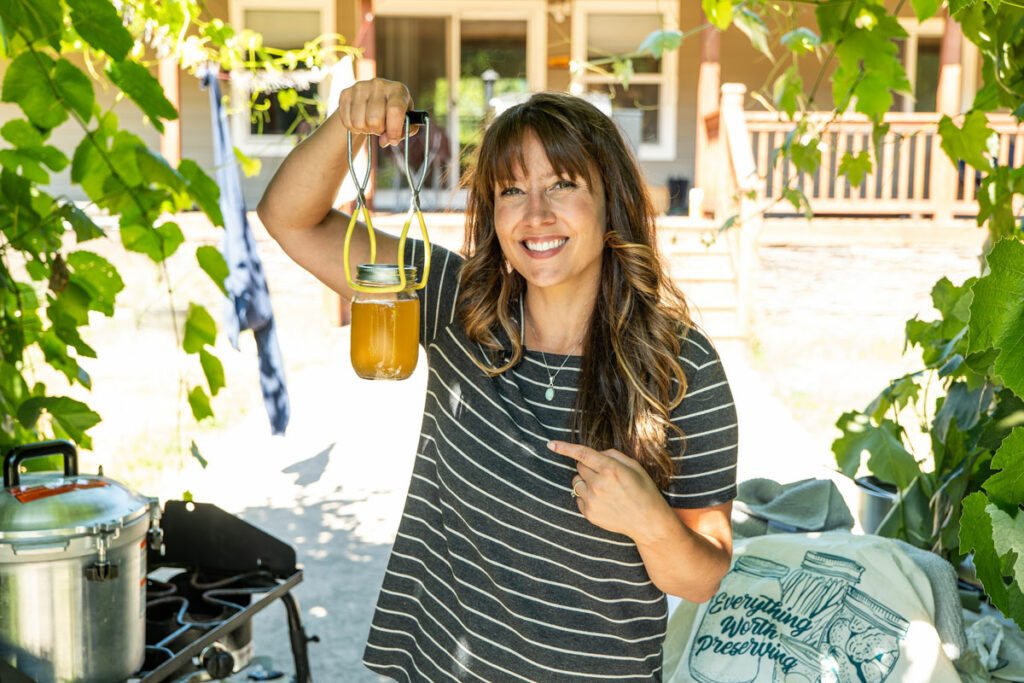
256, 78, 415, 296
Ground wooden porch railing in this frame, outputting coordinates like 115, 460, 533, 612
704, 83, 1024, 224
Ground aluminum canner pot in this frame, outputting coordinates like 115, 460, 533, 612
0, 440, 162, 683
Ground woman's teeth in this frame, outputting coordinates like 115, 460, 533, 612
524, 238, 567, 252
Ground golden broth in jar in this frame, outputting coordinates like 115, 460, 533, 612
350, 264, 419, 380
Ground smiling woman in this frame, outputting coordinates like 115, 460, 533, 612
256, 78, 739, 681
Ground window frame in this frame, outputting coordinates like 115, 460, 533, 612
895, 16, 946, 114
228, 0, 336, 157
570, 0, 678, 161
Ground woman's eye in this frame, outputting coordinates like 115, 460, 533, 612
499, 186, 523, 197
553, 179, 577, 191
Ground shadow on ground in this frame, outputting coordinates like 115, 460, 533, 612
234, 493, 395, 682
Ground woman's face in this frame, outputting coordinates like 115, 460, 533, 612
493, 131, 606, 299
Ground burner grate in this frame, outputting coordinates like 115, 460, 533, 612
128, 501, 314, 683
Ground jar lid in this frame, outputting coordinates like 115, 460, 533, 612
734, 554, 789, 579
0, 471, 155, 544
842, 587, 910, 636
799, 551, 865, 583
356, 264, 417, 285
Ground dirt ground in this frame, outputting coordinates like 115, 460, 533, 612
34, 212, 987, 680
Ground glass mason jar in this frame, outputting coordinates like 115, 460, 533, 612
778, 551, 864, 648
350, 264, 420, 380
688, 555, 790, 683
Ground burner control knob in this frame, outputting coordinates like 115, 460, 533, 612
200, 644, 236, 679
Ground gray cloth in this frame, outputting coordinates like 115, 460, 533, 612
732, 477, 855, 537
893, 540, 969, 664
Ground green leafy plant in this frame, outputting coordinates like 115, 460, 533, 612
595, 0, 1024, 630
0, 0, 351, 460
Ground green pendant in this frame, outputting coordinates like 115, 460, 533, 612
545, 386, 555, 401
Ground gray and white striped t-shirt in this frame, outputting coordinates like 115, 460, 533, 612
363, 242, 738, 681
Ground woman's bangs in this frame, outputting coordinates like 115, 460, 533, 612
529, 116, 594, 186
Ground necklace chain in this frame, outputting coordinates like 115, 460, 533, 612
525, 315, 581, 402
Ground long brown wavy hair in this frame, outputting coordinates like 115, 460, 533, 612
457, 92, 694, 488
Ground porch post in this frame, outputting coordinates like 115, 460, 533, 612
158, 57, 181, 168
694, 24, 721, 203
933, 9, 963, 224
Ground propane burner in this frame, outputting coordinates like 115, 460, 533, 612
128, 501, 315, 683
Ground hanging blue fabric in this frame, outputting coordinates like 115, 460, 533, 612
201, 68, 290, 435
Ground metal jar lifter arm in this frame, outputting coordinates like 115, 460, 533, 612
343, 110, 432, 293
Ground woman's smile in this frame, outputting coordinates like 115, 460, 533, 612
494, 131, 606, 296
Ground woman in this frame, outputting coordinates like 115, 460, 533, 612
257, 78, 738, 681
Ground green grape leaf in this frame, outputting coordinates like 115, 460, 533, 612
106, 60, 178, 133
968, 240, 1024, 399
17, 396, 101, 448
733, 8, 772, 61
53, 58, 95, 125
832, 412, 919, 489
67, 0, 133, 61
932, 276, 976, 324
182, 303, 216, 353
702, 0, 733, 31
0, 149, 49, 183
781, 28, 820, 55
983, 428, 1024, 505
838, 150, 872, 188
190, 441, 208, 469
67, 251, 124, 316
233, 146, 262, 178
0, 0, 62, 51
196, 245, 229, 297
773, 65, 802, 119
178, 159, 224, 226
911, 0, 942, 20
70, 132, 109, 202
60, 203, 105, 242
949, 0, 981, 12
789, 135, 821, 175
637, 29, 683, 59
36, 329, 85, 387
156, 222, 185, 259
187, 385, 214, 421
782, 187, 813, 219
1, 118, 44, 147
136, 147, 187, 192
939, 111, 998, 173
960, 493, 1024, 631
612, 58, 634, 89
199, 348, 225, 396
1, 52, 66, 129
933, 381, 994, 443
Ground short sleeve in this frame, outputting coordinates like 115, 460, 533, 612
402, 239, 464, 348
664, 329, 739, 509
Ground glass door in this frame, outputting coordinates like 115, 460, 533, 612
376, 12, 537, 209
455, 20, 529, 178
375, 15, 449, 210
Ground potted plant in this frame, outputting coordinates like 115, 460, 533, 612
832, 237, 1024, 630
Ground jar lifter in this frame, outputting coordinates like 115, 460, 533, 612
343, 110, 432, 293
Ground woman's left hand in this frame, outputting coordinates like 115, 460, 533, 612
548, 440, 668, 541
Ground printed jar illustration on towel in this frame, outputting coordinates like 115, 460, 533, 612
685, 551, 910, 683
688, 555, 790, 683
819, 588, 909, 683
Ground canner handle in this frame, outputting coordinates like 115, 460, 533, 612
3, 439, 78, 488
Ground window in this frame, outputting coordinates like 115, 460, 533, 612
229, 0, 335, 156
894, 17, 946, 113
570, 0, 678, 161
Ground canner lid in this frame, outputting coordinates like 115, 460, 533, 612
0, 471, 153, 543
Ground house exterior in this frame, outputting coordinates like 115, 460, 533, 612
0, 1, 1005, 218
